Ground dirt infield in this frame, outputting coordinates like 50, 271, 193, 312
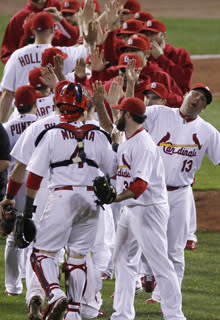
1, 0, 220, 233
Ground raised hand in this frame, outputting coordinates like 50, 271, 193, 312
83, 20, 98, 52
151, 40, 164, 59
40, 64, 59, 89
126, 58, 142, 84
90, 48, 109, 72
74, 58, 89, 79
106, 76, 124, 106
91, 80, 106, 106
104, 0, 121, 30
44, 6, 63, 22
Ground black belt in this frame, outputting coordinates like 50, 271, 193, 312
166, 185, 188, 191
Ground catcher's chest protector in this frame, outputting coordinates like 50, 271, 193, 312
35, 123, 111, 168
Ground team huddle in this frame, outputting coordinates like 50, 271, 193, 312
0, 1, 220, 320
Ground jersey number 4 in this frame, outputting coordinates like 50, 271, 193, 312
181, 159, 193, 172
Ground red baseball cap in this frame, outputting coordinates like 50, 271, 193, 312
142, 82, 169, 99
81, 0, 101, 13
117, 19, 144, 35
142, 19, 166, 33
133, 11, 154, 22
32, 12, 54, 31
191, 84, 212, 104
121, 34, 150, 51
41, 47, 68, 67
124, 0, 141, 13
14, 85, 39, 108
61, 0, 81, 13
29, 67, 45, 89
116, 53, 142, 70
112, 97, 146, 116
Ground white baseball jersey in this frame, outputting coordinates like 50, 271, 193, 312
27, 121, 117, 189
116, 128, 168, 206
144, 106, 220, 186
1, 43, 88, 92
9, 93, 56, 121
3, 113, 37, 175
11, 113, 60, 167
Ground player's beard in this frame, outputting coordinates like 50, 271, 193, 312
117, 112, 126, 132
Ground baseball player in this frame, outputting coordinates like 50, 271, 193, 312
92, 35, 184, 107
142, 81, 168, 106
0, 0, 61, 65
3, 82, 67, 319
141, 81, 198, 293
9, 66, 57, 121
109, 96, 186, 320
3, 85, 38, 296
143, 84, 220, 303
20, 81, 117, 320
140, 19, 193, 95
0, 11, 89, 122
0, 124, 11, 201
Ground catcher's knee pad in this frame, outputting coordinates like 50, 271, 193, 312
62, 258, 87, 299
30, 248, 60, 300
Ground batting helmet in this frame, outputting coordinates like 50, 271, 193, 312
56, 82, 88, 122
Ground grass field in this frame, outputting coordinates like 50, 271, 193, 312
0, 14, 220, 320
1, 230, 220, 320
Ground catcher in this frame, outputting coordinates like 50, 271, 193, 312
18, 81, 117, 320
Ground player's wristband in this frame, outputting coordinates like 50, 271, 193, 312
6, 178, 23, 199
26, 172, 43, 190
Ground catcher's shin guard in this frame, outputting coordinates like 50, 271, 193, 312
64, 302, 81, 320
30, 249, 61, 301
62, 258, 87, 311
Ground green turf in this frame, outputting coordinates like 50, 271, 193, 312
194, 98, 220, 190
1, 230, 220, 320
158, 18, 220, 55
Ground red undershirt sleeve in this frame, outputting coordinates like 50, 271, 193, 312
127, 178, 148, 199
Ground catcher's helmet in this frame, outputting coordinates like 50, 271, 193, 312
56, 82, 88, 122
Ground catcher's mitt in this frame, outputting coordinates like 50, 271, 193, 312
14, 215, 36, 249
93, 175, 116, 208
0, 205, 17, 236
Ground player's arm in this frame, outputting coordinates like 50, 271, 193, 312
0, 160, 26, 218
23, 172, 43, 219
92, 81, 114, 134
0, 89, 14, 122
0, 122, 10, 170
114, 178, 148, 202
1, 161, 26, 205
0, 160, 10, 172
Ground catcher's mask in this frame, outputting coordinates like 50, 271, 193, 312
56, 82, 88, 122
